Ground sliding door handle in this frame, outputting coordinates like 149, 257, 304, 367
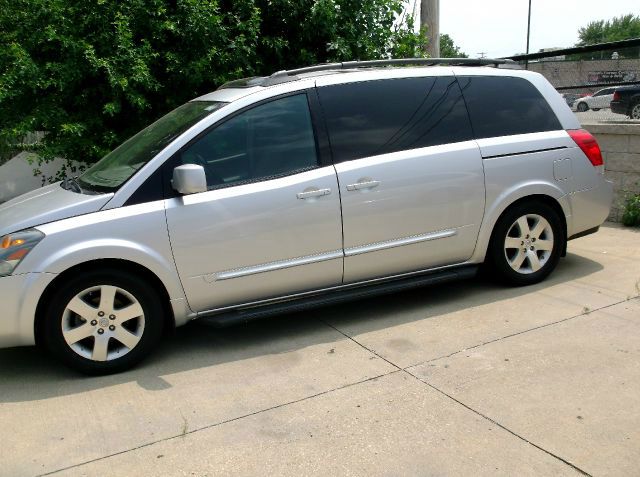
297, 188, 332, 199
346, 180, 380, 191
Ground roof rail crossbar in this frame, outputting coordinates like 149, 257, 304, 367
270, 57, 514, 79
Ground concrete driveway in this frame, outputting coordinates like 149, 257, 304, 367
1, 224, 639, 477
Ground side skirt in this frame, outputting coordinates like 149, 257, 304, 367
199, 265, 479, 328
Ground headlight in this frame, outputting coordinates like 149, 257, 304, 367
0, 229, 45, 277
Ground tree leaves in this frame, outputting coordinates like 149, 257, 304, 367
440, 34, 468, 59
0, 0, 425, 169
577, 14, 640, 46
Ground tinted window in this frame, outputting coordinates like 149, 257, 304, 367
457, 76, 561, 139
79, 101, 226, 192
318, 77, 473, 162
181, 94, 318, 189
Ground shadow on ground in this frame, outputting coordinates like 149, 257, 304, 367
0, 252, 603, 402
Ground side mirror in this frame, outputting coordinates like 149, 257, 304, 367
172, 164, 207, 195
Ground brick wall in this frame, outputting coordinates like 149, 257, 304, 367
583, 122, 640, 222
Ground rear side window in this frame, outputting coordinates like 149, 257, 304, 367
457, 76, 561, 139
318, 76, 473, 162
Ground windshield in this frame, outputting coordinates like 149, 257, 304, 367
78, 101, 226, 192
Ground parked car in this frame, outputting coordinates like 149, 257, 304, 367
610, 85, 640, 119
561, 93, 581, 108
0, 59, 613, 374
573, 87, 617, 112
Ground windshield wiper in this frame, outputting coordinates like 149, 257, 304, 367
62, 176, 83, 194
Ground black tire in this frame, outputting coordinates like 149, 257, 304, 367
487, 201, 564, 287
577, 102, 588, 112
41, 269, 164, 375
592, 108, 601, 111
630, 100, 640, 120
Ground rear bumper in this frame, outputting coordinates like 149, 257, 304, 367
610, 101, 627, 115
0, 272, 56, 348
568, 180, 613, 238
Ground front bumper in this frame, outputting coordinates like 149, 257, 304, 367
0, 272, 57, 348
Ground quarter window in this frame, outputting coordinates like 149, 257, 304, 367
180, 94, 318, 189
457, 76, 562, 139
318, 76, 473, 162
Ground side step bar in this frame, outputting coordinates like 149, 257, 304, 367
200, 265, 479, 328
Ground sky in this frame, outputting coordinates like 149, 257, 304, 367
416, 0, 640, 58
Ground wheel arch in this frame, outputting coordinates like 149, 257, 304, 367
34, 259, 176, 346
472, 193, 568, 264
629, 95, 640, 117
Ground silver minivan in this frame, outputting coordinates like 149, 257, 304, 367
0, 59, 613, 374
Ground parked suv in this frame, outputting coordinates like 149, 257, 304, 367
610, 85, 640, 119
0, 59, 613, 374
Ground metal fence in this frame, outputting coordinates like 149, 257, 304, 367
505, 39, 640, 123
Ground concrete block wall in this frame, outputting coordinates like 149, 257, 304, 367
0, 153, 81, 203
583, 122, 640, 222
528, 58, 640, 92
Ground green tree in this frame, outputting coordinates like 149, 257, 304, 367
0, 0, 426, 174
439, 33, 468, 58
577, 14, 640, 45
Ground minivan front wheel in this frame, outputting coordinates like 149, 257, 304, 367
576, 102, 588, 112
488, 202, 564, 286
42, 270, 164, 375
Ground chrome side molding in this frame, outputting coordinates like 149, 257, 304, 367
345, 229, 457, 257
215, 250, 343, 281
212, 228, 458, 281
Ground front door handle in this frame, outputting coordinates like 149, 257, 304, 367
346, 180, 380, 191
297, 188, 332, 199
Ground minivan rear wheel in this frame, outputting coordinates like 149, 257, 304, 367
42, 269, 164, 375
487, 202, 564, 286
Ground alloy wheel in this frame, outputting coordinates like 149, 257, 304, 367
61, 285, 145, 361
631, 103, 640, 120
503, 214, 554, 274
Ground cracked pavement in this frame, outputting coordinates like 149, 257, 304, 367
1, 223, 639, 476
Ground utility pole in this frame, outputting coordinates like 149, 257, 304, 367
420, 0, 440, 58
477, 52, 487, 59
525, 0, 532, 69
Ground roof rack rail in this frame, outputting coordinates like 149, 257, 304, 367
269, 57, 516, 79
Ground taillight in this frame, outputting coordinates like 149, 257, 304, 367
612, 91, 621, 102
567, 129, 604, 168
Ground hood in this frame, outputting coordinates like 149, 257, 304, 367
0, 183, 113, 236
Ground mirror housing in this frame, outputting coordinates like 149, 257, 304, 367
172, 164, 207, 195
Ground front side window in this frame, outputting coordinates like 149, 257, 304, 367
180, 93, 318, 189
318, 76, 473, 162
457, 76, 561, 139
79, 101, 226, 192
